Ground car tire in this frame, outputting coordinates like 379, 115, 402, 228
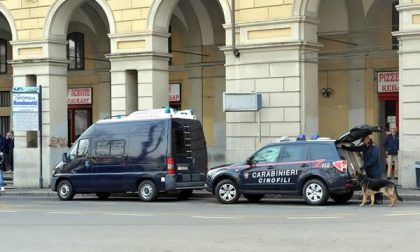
330, 191, 354, 204
215, 179, 240, 204
96, 192, 111, 200
302, 179, 329, 206
138, 180, 158, 202
244, 194, 264, 203
57, 180, 75, 201
177, 190, 193, 200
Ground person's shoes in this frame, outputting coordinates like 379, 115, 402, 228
387, 177, 391, 180
1, 187, 5, 192
375, 199, 383, 205
395, 177, 398, 180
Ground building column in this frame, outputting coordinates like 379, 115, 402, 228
11, 57, 68, 188
109, 33, 170, 115
394, 1, 420, 188
347, 58, 366, 128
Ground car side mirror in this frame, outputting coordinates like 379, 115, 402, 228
63, 153, 69, 162
246, 157, 253, 165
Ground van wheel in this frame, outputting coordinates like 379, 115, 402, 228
138, 181, 158, 202
244, 194, 264, 203
57, 180, 74, 201
96, 192, 111, 200
215, 179, 240, 204
302, 179, 329, 206
330, 191, 354, 204
177, 190, 193, 200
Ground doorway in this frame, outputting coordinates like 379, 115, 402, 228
68, 107, 92, 145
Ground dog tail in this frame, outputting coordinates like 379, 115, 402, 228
394, 186, 404, 201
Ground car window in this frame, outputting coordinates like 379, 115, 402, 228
95, 140, 126, 157
252, 145, 283, 164
309, 144, 334, 160
77, 138, 89, 158
280, 145, 307, 162
68, 141, 79, 160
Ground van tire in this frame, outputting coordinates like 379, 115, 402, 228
244, 194, 264, 203
138, 180, 158, 202
215, 179, 240, 204
302, 179, 329, 206
177, 190, 193, 200
330, 191, 354, 204
96, 192, 111, 200
57, 180, 75, 201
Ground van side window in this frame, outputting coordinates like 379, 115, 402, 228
77, 139, 90, 158
95, 140, 126, 157
68, 142, 79, 160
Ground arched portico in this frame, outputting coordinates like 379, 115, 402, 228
12, 0, 113, 188
0, 2, 17, 41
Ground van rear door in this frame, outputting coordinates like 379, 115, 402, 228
172, 119, 207, 188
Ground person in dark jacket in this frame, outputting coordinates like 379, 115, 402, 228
0, 133, 5, 172
344, 134, 383, 204
384, 127, 399, 180
5, 131, 14, 172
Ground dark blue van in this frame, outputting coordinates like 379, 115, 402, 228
51, 109, 207, 201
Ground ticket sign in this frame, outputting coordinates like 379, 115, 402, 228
377, 71, 399, 93
68, 88, 92, 105
169, 84, 181, 102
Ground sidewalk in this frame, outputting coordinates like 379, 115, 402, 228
1, 187, 420, 201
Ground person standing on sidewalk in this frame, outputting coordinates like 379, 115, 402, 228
384, 127, 399, 180
5, 131, 14, 172
0, 152, 4, 192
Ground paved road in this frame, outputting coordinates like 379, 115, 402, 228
1, 196, 420, 252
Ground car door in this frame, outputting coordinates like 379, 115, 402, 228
239, 144, 283, 191
66, 138, 91, 192
276, 144, 309, 191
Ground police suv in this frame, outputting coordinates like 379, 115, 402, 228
206, 126, 380, 205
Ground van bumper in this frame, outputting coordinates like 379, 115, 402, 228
165, 174, 205, 191
50, 176, 58, 191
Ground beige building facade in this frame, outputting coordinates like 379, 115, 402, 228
0, 0, 418, 188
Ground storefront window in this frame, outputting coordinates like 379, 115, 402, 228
0, 39, 7, 74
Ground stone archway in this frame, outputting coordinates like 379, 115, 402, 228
0, 2, 17, 41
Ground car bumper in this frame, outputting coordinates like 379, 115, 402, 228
50, 176, 58, 191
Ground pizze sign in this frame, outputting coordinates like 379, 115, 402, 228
377, 71, 399, 93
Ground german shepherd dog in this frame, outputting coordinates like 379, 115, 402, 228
355, 171, 403, 207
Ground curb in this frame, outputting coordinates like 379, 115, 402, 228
2, 190, 420, 201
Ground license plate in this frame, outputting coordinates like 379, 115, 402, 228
177, 166, 189, 171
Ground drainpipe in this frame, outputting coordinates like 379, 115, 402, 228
231, 0, 240, 57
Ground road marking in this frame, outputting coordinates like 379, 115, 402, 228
287, 216, 343, 220
384, 213, 420, 217
109, 213, 154, 217
191, 216, 239, 219
47, 211, 83, 215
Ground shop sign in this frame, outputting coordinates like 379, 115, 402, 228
377, 71, 399, 93
68, 88, 92, 105
169, 83, 181, 102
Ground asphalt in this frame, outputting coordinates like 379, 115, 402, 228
1, 186, 420, 201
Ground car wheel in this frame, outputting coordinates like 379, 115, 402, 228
330, 191, 354, 204
96, 192, 111, 200
177, 190, 193, 200
57, 180, 75, 201
302, 179, 329, 205
215, 179, 240, 204
244, 194, 264, 203
138, 180, 158, 202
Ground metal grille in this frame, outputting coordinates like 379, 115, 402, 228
0, 91, 10, 107
0, 116, 10, 135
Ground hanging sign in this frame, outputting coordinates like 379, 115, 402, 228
12, 87, 40, 131
377, 71, 399, 93
67, 88, 92, 105
169, 83, 181, 102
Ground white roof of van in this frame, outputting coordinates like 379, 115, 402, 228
97, 108, 197, 123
